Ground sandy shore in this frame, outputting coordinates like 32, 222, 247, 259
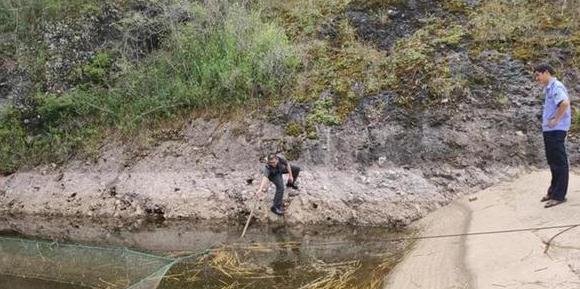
384, 170, 580, 289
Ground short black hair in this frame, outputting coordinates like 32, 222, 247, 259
533, 63, 555, 75
267, 153, 278, 161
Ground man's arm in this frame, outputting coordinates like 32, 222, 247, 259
255, 176, 269, 199
277, 156, 294, 184
549, 99, 570, 127
286, 161, 294, 184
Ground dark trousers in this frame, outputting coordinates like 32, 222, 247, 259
269, 165, 300, 209
543, 131, 569, 201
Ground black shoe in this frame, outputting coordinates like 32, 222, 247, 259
286, 182, 299, 190
270, 206, 285, 216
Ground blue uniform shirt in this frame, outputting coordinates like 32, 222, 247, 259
542, 78, 571, 132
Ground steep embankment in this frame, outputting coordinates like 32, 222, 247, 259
0, 0, 579, 227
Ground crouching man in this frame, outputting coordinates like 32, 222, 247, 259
255, 153, 300, 215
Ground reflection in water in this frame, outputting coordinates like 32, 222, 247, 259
0, 216, 412, 289
157, 223, 411, 289
270, 224, 302, 277
0, 275, 90, 289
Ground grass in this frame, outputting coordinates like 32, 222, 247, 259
1, 0, 580, 172
0, 108, 27, 173
261, 0, 351, 39
0, 0, 297, 174
0, 0, 96, 38
0, 0, 98, 84
469, 0, 580, 62
158, 239, 413, 289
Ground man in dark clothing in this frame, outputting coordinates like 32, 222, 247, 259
255, 153, 300, 215
534, 63, 571, 208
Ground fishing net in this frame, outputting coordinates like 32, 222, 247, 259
0, 231, 409, 289
0, 236, 179, 289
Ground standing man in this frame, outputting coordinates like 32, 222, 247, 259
255, 153, 300, 215
534, 63, 571, 208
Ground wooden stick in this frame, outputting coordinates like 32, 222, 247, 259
241, 201, 256, 238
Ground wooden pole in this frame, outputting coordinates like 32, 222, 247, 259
241, 201, 255, 238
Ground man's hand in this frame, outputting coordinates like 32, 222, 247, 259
255, 190, 264, 201
255, 176, 269, 201
287, 175, 294, 185
548, 118, 558, 128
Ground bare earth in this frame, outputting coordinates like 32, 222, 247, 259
384, 170, 580, 289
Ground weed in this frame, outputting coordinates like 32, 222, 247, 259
308, 97, 341, 126
469, 0, 579, 62
286, 121, 304, 137
0, 0, 298, 172
77, 52, 114, 86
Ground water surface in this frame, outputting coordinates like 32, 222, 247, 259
0, 216, 412, 289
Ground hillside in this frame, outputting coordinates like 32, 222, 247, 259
0, 0, 579, 226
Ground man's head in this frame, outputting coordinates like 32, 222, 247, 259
534, 63, 555, 86
266, 153, 278, 167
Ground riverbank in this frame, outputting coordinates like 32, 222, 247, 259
0, 158, 525, 227
384, 170, 580, 288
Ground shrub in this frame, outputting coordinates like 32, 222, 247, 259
78, 52, 114, 85
307, 97, 341, 126
0, 0, 299, 172
114, 1, 298, 127
286, 121, 304, 137
0, 109, 26, 174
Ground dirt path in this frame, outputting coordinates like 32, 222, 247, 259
384, 170, 580, 289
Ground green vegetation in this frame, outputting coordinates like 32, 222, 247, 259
0, 108, 26, 173
0, 0, 297, 173
1, 0, 579, 173
261, 0, 351, 38
348, 0, 404, 10
75, 52, 114, 86
0, 0, 97, 82
0, 0, 95, 37
307, 97, 341, 126
285, 121, 304, 137
469, 0, 580, 63
383, 21, 468, 107
439, 0, 471, 13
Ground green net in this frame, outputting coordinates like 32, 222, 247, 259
0, 229, 409, 289
125, 262, 176, 289
0, 236, 178, 289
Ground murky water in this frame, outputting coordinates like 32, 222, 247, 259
0, 216, 412, 289
0, 275, 90, 289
